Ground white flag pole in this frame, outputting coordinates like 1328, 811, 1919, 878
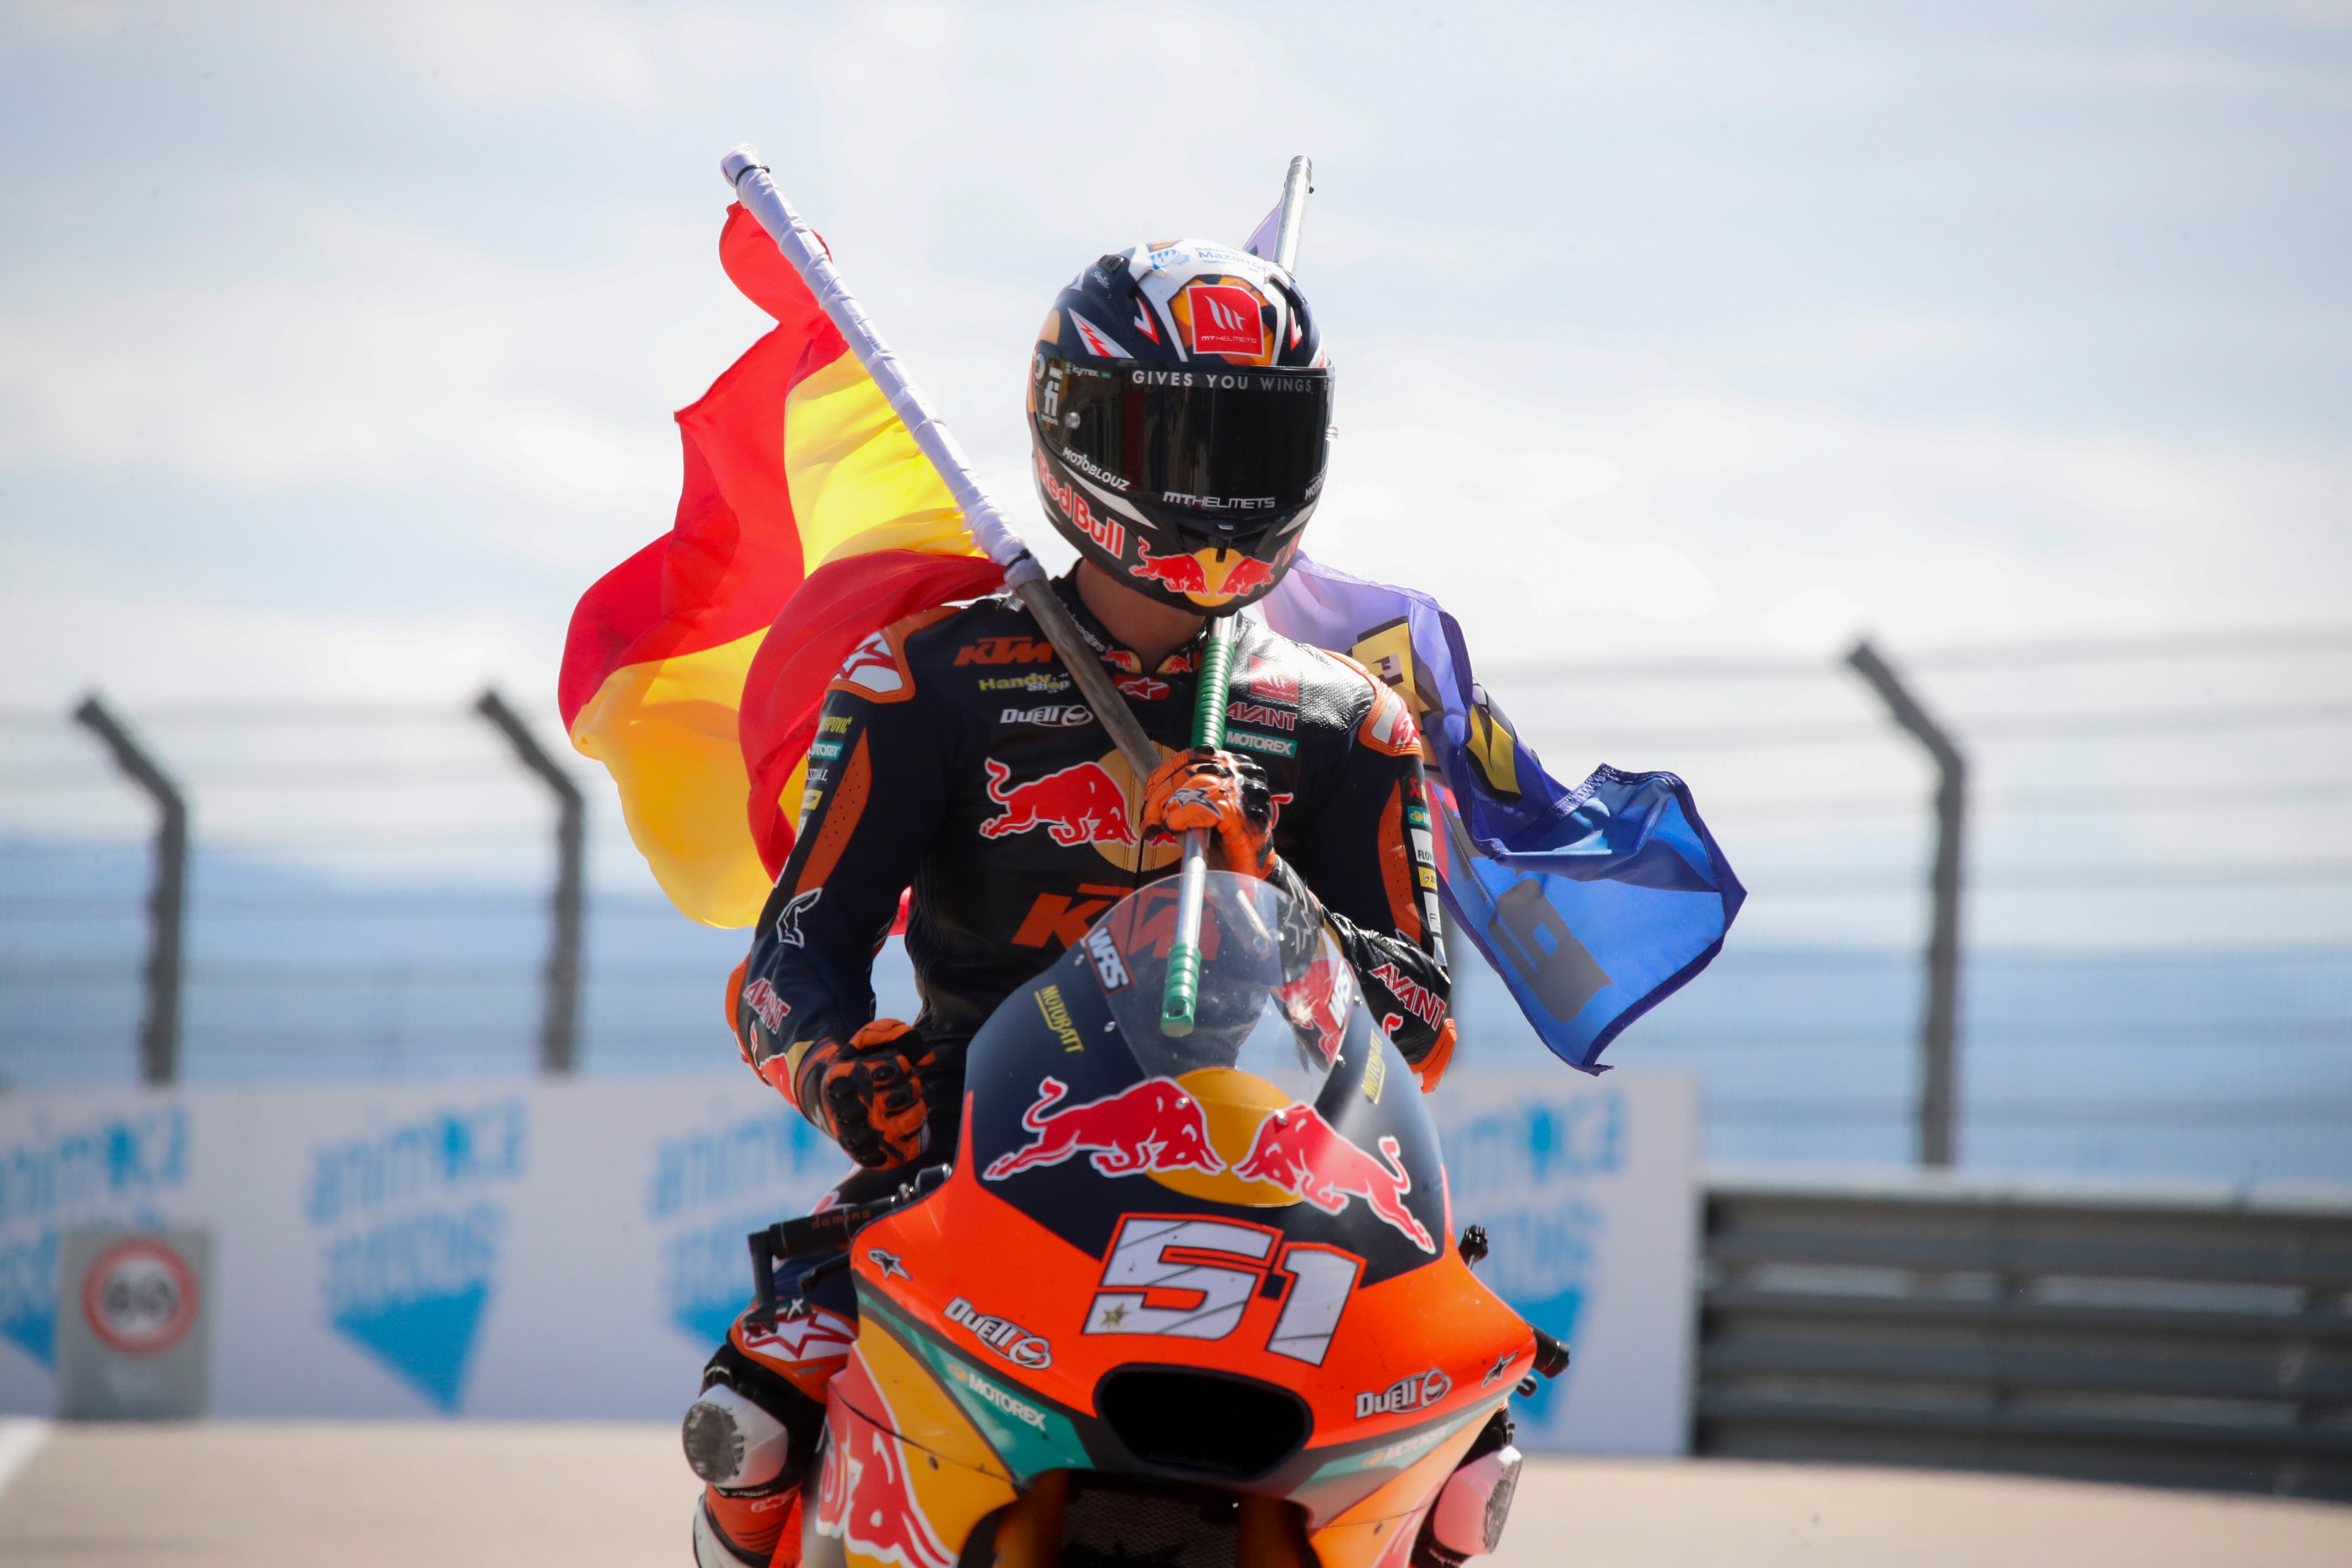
1273, 155, 1312, 273
719, 145, 1159, 779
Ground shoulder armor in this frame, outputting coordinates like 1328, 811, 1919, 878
825, 604, 965, 705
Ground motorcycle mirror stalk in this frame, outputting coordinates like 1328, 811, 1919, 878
1514, 1326, 1573, 1397
744, 1162, 955, 1325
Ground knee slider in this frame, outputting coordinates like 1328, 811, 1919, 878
683, 1382, 790, 1491
687, 1339, 827, 1493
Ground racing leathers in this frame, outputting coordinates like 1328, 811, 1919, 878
686, 572, 1453, 1566
736, 570, 1453, 1148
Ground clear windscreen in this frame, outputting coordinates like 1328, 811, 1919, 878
1083, 872, 1358, 1105
1035, 358, 1332, 515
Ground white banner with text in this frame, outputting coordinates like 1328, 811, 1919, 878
0, 1070, 1695, 1450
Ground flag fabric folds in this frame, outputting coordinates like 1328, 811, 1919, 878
1261, 554, 1745, 1072
560, 204, 1000, 927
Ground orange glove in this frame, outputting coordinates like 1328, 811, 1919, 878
1141, 747, 1277, 877
795, 1019, 934, 1170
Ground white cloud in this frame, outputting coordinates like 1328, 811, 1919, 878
1759, 584, 1861, 652
494, 416, 677, 506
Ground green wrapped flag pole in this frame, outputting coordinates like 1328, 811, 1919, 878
1159, 614, 1239, 1036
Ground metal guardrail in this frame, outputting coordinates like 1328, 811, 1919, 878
1697, 1169, 2352, 1498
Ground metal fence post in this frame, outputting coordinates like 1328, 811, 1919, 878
71, 694, 187, 1085
475, 690, 584, 1076
1844, 640, 1967, 1167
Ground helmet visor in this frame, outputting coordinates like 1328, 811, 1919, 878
1035, 358, 1332, 525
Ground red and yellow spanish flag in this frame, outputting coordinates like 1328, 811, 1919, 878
560, 205, 1004, 926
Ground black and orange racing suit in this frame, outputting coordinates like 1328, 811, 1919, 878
735, 570, 1454, 1146
690, 572, 1453, 1565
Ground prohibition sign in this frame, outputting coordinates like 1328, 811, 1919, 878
81, 1237, 199, 1356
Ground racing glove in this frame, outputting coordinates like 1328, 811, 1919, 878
1142, 747, 1277, 878
791, 1019, 935, 1170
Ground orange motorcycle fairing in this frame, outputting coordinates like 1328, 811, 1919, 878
824, 1108, 1532, 1533
778, 874, 1557, 1568
803, 1363, 1016, 1568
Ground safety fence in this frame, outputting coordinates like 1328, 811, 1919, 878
1470, 622, 2352, 1183
1695, 1170, 2352, 1498
2, 622, 2348, 1185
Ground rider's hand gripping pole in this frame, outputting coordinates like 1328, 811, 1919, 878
1159, 615, 1239, 1036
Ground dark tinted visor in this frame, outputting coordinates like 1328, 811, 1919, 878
1035, 358, 1331, 517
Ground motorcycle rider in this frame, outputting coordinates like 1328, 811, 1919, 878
684, 237, 1457, 1568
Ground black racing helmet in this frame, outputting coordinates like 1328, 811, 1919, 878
1028, 239, 1332, 614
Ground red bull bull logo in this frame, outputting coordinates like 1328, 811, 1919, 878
1273, 957, 1352, 1068
989, 1074, 1437, 1254
978, 757, 1135, 849
1129, 540, 1282, 607
814, 1410, 955, 1568
985, 1075, 1225, 1180
1233, 1105, 1437, 1253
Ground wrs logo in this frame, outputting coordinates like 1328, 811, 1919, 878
1182, 281, 1266, 358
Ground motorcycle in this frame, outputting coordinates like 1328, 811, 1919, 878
741, 870, 1566, 1568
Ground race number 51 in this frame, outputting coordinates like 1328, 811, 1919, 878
1081, 1215, 1361, 1366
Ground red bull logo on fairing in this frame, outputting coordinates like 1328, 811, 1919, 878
989, 1074, 1438, 1254
815, 1414, 955, 1568
985, 1076, 1225, 1180
1234, 1104, 1437, 1253
979, 757, 1136, 849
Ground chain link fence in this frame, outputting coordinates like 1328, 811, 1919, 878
4, 626, 2347, 1183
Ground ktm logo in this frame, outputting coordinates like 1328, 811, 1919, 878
956, 637, 1057, 667
1012, 884, 1128, 950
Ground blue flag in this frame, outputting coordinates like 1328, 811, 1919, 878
1262, 554, 1744, 1072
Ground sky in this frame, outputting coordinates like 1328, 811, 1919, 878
2, 0, 2348, 949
